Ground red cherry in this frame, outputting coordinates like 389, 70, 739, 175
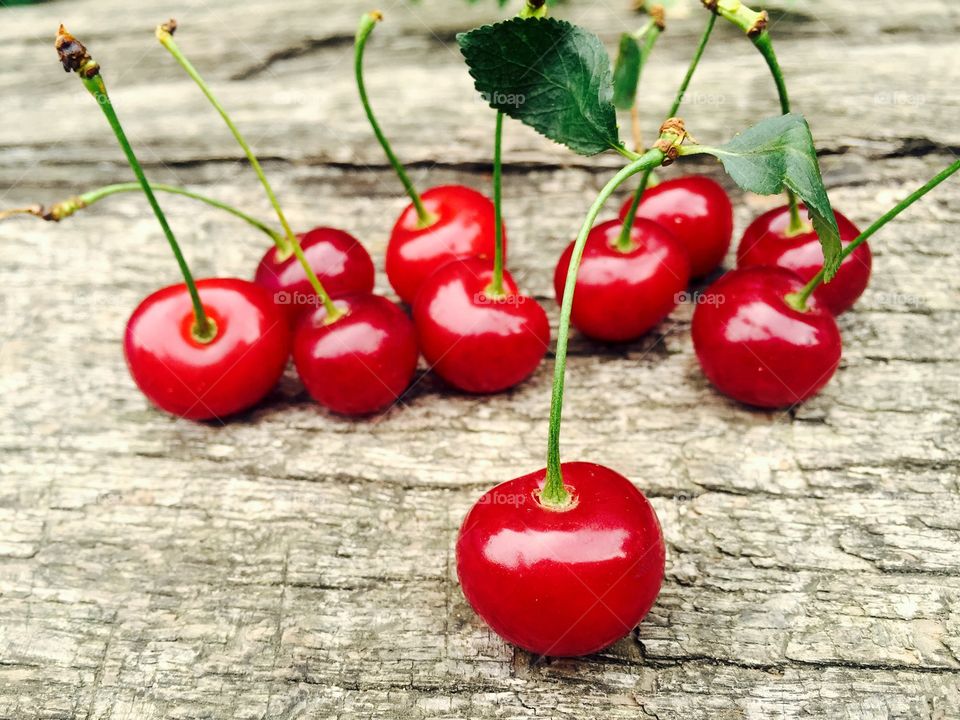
124, 278, 291, 421
412, 258, 549, 394
736, 205, 871, 315
254, 226, 375, 323
293, 294, 419, 416
619, 175, 733, 277
387, 185, 499, 304
457, 462, 665, 657
554, 218, 690, 343
692, 266, 842, 408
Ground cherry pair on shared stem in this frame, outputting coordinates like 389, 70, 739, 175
158, 20, 418, 416
693, 159, 960, 408
356, 12, 498, 306
458, 139, 685, 656
155, 20, 375, 326
56, 26, 291, 421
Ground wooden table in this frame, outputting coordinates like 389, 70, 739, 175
1, 0, 958, 717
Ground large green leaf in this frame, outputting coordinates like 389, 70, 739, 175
458, 17, 621, 156
694, 114, 842, 279
612, 33, 642, 110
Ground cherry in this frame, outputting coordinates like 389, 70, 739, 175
737, 204, 871, 315
691, 266, 842, 408
619, 175, 734, 277
293, 294, 419, 416
554, 218, 690, 343
412, 258, 549, 394
387, 185, 499, 305
457, 462, 665, 657
254, 226, 375, 323
124, 278, 291, 421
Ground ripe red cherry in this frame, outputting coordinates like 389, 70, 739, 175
691, 266, 842, 408
554, 218, 690, 343
457, 462, 665, 657
737, 205, 871, 315
124, 278, 291, 421
619, 175, 733, 277
293, 294, 419, 416
412, 258, 549, 394
387, 185, 499, 304
254, 227, 375, 323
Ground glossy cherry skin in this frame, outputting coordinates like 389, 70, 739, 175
124, 278, 291, 421
554, 218, 690, 343
691, 266, 842, 408
737, 205, 870, 315
254, 226, 375, 323
293, 294, 419, 416
412, 258, 549, 394
387, 185, 500, 305
457, 462, 666, 657
619, 175, 733, 278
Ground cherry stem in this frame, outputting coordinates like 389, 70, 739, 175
786, 157, 960, 311
484, 111, 507, 298
355, 12, 436, 229
519, 0, 547, 19
544, 146, 671, 508
618, 11, 716, 250
0, 183, 283, 242
56, 26, 214, 342
157, 22, 343, 323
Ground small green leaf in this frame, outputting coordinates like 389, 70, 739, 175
613, 34, 642, 110
693, 113, 842, 279
458, 17, 621, 156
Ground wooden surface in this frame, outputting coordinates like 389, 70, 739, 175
1, 0, 959, 718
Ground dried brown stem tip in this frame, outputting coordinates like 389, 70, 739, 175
748, 10, 769, 37
55, 24, 99, 77
701, 0, 719, 11
655, 117, 690, 165
650, 4, 666, 30
160, 19, 178, 35
370, 10, 384, 22
632, 0, 646, 12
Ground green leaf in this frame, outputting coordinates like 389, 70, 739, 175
694, 113, 842, 279
458, 17, 621, 156
612, 34, 642, 110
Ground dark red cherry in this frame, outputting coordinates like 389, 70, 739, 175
387, 185, 499, 304
124, 278, 291, 421
254, 226, 375, 323
736, 204, 870, 315
619, 175, 733, 277
691, 266, 842, 408
457, 462, 666, 657
293, 294, 419, 416
554, 218, 690, 343
412, 258, 549, 394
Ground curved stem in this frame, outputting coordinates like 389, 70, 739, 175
158, 24, 343, 322
77, 73, 213, 341
486, 112, 506, 297
618, 12, 716, 248
0, 183, 283, 243
543, 148, 666, 507
355, 12, 435, 228
786, 158, 960, 311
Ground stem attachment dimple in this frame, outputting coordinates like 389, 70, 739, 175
355, 11, 437, 229
158, 19, 344, 323
57, 25, 214, 341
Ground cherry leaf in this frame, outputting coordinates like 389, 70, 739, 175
458, 17, 621, 156
612, 34, 642, 110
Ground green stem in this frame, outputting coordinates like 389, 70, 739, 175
519, 0, 547, 18
618, 12, 716, 249
355, 12, 435, 228
543, 148, 666, 507
75, 72, 214, 341
486, 112, 506, 297
0, 183, 283, 243
157, 23, 343, 322
786, 158, 960, 311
